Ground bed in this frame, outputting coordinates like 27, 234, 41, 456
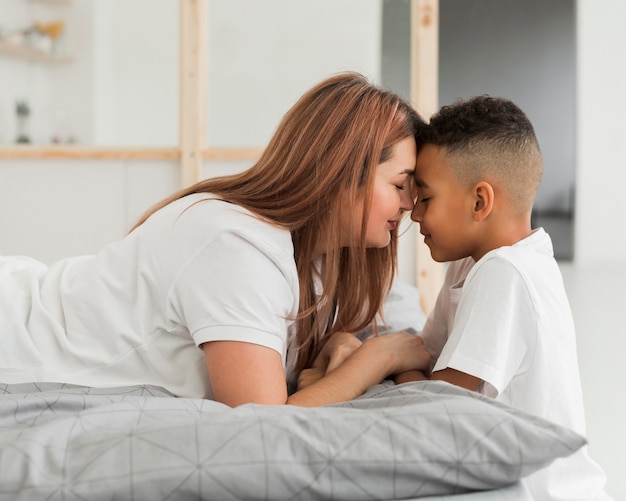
0, 379, 584, 500
0, 283, 584, 500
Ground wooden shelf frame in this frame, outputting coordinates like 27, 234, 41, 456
0, 39, 71, 64
1, 0, 443, 312
0, 145, 262, 161
1, 0, 439, 183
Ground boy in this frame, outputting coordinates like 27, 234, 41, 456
400, 96, 611, 501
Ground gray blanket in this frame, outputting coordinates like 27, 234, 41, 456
0, 380, 584, 500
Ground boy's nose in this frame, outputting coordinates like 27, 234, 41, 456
410, 203, 422, 222
400, 189, 414, 211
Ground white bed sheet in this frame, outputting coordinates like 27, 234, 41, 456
407, 481, 532, 500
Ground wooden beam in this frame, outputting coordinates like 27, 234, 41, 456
179, 0, 208, 188
410, 0, 444, 315
0, 146, 263, 162
0, 146, 179, 160
202, 147, 263, 161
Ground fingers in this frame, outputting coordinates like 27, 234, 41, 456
297, 367, 325, 390
312, 331, 362, 373
325, 334, 362, 374
364, 331, 431, 375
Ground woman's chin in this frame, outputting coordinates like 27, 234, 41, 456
365, 238, 391, 249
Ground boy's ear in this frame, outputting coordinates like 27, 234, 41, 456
472, 181, 494, 221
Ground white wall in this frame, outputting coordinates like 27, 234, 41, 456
0, 158, 179, 263
91, 0, 178, 146
206, 0, 382, 147
575, 0, 626, 263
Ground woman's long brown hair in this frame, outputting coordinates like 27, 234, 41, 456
132, 72, 424, 371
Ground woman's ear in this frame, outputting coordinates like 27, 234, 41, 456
472, 181, 494, 221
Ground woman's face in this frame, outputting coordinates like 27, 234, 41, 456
344, 136, 417, 248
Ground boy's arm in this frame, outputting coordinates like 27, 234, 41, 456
394, 369, 428, 384
430, 368, 482, 391
394, 367, 482, 392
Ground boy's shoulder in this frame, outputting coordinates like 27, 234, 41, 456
479, 228, 554, 267
445, 229, 556, 291
466, 228, 560, 288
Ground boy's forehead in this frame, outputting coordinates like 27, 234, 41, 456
415, 144, 448, 177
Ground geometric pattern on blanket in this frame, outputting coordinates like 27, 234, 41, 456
0, 380, 585, 501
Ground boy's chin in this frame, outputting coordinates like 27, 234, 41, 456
426, 246, 449, 263
431, 254, 448, 263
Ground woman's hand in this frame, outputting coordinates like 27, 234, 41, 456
314, 331, 363, 374
297, 330, 430, 392
297, 367, 326, 391
297, 332, 362, 390
288, 329, 431, 407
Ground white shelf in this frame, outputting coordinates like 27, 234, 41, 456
0, 40, 70, 64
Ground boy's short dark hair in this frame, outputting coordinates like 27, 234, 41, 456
422, 95, 543, 213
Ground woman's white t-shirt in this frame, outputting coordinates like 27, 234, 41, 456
0, 194, 300, 398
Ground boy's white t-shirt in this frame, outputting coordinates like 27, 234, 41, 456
421, 228, 610, 501
0, 194, 300, 398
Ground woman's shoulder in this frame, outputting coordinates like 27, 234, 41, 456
176, 193, 285, 228
163, 194, 294, 255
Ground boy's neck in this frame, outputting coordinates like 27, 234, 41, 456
472, 217, 533, 262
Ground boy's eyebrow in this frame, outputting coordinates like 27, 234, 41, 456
414, 178, 428, 188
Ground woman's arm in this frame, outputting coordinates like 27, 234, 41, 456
203, 331, 431, 407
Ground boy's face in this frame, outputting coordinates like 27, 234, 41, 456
411, 144, 478, 262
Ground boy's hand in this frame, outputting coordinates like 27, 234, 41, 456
363, 331, 431, 375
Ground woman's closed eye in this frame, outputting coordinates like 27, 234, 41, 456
395, 176, 414, 191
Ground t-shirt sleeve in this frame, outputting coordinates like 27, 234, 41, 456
168, 229, 298, 364
421, 259, 472, 361
433, 256, 537, 396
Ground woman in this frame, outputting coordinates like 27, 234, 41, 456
0, 73, 430, 406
